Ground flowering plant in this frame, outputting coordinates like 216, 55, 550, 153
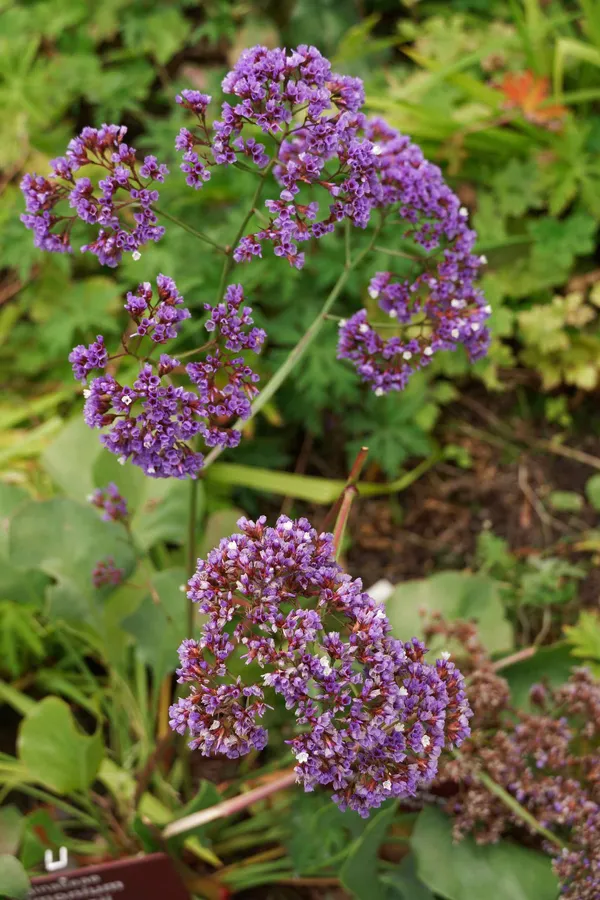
21, 44, 486, 823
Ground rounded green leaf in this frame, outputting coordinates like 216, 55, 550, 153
386, 572, 513, 655
585, 474, 600, 511
18, 697, 104, 794
0, 855, 29, 900
411, 807, 558, 900
9, 497, 136, 622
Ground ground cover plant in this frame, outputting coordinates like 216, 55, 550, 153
1, 1, 600, 899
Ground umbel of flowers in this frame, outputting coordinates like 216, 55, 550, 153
22, 44, 491, 417
170, 515, 472, 817
69, 279, 265, 478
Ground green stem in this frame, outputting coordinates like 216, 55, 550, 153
154, 206, 227, 254
14, 785, 98, 829
215, 156, 278, 304
475, 768, 565, 850
203, 217, 385, 472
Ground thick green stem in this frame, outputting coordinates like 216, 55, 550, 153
154, 206, 227, 254
203, 218, 385, 471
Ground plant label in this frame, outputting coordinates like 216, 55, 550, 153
29, 852, 190, 899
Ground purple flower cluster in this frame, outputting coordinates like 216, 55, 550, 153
88, 483, 128, 523
21, 124, 168, 267
337, 118, 491, 394
69, 335, 108, 383
175, 45, 383, 269
92, 557, 124, 589
125, 275, 190, 344
170, 515, 471, 816
75, 279, 264, 478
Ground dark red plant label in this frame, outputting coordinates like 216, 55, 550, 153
29, 853, 190, 899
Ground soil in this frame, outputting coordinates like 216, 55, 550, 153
334, 388, 600, 602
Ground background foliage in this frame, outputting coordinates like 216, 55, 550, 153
2, 0, 600, 898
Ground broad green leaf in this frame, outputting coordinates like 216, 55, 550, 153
9, 497, 136, 623
18, 697, 104, 794
121, 568, 188, 680
585, 474, 600, 511
0, 855, 29, 900
0, 807, 22, 856
42, 416, 101, 500
386, 572, 513, 654
340, 802, 397, 900
0, 485, 49, 605
411, 807, 558, 900
94, 450, 205, 549
381, 854, 434, 900
198, 509, 245, 558
502, 643, 574, 709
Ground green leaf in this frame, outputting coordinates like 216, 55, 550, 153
548, 490, 584, 513
340, 802, 397, 900
0, 855, 29, 900
346, 388, 434, 478
94, 450, 204, 549
0, 807, 22, 856
18, 697, 104, 794
411, 807, 559, 900
198, 509, 245, 558
42, 416, 102, 500
381, 854, 434, 900
9, 497, 136, 623
386, 572, 513, 655
0, 485, 49, 606
585, 474, 600, 511
564, 611, 600, 676
121, 568, 188, 681
502, 643, 574, 709
122, 9, 189, 64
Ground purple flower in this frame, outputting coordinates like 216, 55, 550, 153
127, 274, 191, 344
174, 45, 385, 266
170, 515, 471, 816
21, 125, 168, 267
336, 118, 491, 393
89, 483, 128, 523
69, 335, 108, 382
76, 280, 263, 478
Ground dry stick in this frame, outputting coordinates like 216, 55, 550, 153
162, 770, 296, 839
322, 446, 369, 558
491, 645, 536, 672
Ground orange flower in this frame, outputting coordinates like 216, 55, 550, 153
498, 70, 567, 128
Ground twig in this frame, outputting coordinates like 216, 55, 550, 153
162, 770, 296, 839
321, 447, 369, 558
491, 646, 536, 672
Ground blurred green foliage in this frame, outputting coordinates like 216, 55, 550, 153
2, 0, 600, 896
